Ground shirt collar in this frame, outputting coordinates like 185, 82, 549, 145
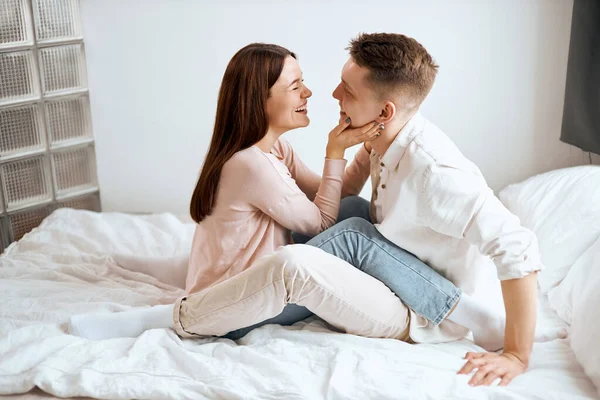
379, 112, 426, 170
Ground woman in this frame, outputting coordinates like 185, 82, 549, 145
70, 44, 504, 350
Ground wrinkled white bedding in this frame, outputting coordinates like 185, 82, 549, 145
0, 209, 597, 400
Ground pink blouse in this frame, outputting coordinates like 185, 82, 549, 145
185, 139, 371, 294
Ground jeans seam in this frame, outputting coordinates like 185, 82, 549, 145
431, 287, 462, 325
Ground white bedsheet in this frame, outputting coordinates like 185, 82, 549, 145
0, 209, 598, 400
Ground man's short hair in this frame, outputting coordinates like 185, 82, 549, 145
348, 32, 439, 108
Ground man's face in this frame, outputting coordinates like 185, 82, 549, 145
332, 58, 382, 128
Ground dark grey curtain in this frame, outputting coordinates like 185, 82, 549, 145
560, 0, 600, 155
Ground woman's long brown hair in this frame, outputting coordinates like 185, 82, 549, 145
190, 43, 296, 223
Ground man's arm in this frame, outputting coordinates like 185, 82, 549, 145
458, 272, 538, 386
502, 273, 538, 366
421, 165, 542, 386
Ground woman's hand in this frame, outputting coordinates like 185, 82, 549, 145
326, 118, 382, 159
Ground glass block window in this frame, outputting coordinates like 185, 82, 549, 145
0, 0, 100, 247
0, 0, 33, 48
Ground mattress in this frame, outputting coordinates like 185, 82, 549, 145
0, 209, 597, 400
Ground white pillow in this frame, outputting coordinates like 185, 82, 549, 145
548, 236, 600, 395
499, 166, 600, 293
547, 236, 600, 324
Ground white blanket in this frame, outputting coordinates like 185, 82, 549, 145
0, 209, 597, 400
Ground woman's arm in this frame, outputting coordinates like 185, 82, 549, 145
240, 121, 381, 236
278, 132, 374, 201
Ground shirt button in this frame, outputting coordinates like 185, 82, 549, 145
380, 162, 385, 167
381, 184, 386, 189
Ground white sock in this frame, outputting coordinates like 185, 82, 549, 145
446, 293, 506, 351
69, 304, 175, 340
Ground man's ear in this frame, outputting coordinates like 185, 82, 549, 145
378, 101, 396, 123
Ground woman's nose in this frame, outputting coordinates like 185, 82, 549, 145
303, 86, 312, 98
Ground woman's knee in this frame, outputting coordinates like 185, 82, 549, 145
273, 244, 330, 278
272, 245, 311, 274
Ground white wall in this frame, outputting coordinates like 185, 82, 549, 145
80, 0, 579, 214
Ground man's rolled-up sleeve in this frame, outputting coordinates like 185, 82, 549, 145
421, 165, 544, 280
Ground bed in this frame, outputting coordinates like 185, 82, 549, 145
1, 167, 599, 400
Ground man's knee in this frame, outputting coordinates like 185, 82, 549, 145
331, 216, 377, 237
338, 196, 371, 222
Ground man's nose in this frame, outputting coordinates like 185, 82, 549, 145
332, 84, 341, 100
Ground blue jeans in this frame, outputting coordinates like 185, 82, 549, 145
224, 196, 461, 340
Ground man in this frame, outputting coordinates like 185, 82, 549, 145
322, 32, 541, 387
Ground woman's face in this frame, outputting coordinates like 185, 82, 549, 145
265, 56, 313, 134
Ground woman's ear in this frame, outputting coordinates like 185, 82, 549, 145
377, 101, 396, 123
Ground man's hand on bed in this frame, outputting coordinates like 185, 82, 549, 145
459, 272, 537, 387
457, 351, 527, 387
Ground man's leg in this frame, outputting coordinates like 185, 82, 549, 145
336, 195, 371, 222
223, 304, 312, 340
292, 195, 370, 244
305, 217, 506, 350
306, 217, 460, 325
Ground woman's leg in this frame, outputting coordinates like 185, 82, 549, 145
306, 217, 459, 325
233, 196, 371, 340
175, 245, 410, 340
70, 245, 410, 341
